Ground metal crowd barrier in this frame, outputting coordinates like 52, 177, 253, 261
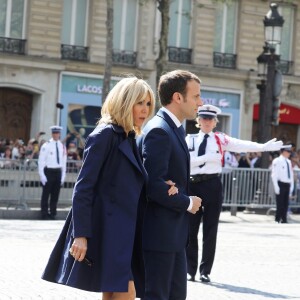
1, 159, 300, 211
221, 167, 300, 215
0, 159, 81, 209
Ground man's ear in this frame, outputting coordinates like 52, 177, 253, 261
172, 92, 181, 104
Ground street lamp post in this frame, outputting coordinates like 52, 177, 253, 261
256, 3, 284, 168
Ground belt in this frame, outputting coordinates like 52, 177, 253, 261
45, 167, 62, 172
278, 181, 290, 186
190, 173, 220, 183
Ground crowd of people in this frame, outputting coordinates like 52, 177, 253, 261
223, 147, 300, 170
0, 131, 84, 171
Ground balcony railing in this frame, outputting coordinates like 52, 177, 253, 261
0, 37, 26, 55
213, 52, 237, 69
61, 44, 89, 61
168, 47, 192, 64
112, 50, 137, 66
277, 60, 293, 75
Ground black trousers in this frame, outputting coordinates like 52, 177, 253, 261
143, 249, 187, 300
275, 181, 290, 223
186, 176, 223, 277
40, 168, 62, 217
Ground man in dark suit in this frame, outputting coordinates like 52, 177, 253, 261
138, 70, 203, 300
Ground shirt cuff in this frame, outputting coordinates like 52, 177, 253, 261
187, 197, 193, 211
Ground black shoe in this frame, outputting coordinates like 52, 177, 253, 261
188, 275, 195, 282
41, 214, 51, 220
49, 214, 56, 220
200, 274, 211, 283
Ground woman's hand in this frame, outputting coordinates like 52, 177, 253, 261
69, 237, 87, 262
165, 180, 178, 196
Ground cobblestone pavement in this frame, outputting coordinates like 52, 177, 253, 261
0, 212, 300, 300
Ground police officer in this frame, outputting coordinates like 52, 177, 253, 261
38, 126, 67, 220
186, 104, 284, 283
271, 146, 294, 223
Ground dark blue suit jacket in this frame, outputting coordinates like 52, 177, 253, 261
138, 109, 191, 252
42, 124, 147, 296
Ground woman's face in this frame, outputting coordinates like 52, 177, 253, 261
198, 117, 217, 134
132, 94, 151, 128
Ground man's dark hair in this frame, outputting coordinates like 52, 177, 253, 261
158, 70, 201, 106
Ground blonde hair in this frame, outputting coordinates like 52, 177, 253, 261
98, 76, 155, 135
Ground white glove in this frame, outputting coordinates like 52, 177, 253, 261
262, 138, 283, 152
204, 153, 223, 163
274, 186, 280, 195
41, 175, 47, 186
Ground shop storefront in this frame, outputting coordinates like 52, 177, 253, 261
58, 72, 120, 139
186, 89, 242, 137
252, 103, 300, 145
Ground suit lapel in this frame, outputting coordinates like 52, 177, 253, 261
157, 110, 190, 160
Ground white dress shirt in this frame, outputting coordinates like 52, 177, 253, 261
271, 155, 294, 194
160, 107, 182, 128
186, 131, 268, 175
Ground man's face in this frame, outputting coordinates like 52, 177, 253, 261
179, 80, 203, 121
52, 132, 60, 141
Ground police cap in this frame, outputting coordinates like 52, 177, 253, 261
197, 104, 221, 119
50, 125, 63, 133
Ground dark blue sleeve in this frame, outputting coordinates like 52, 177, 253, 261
72, 127, 114, 238
142, 128, 190, 212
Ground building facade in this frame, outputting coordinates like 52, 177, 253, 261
0, 0, 300, 146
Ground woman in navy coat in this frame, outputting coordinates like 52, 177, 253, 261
42, 77, 178, 299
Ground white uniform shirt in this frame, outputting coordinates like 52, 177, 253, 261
271, 155, 294, 194
38, 139, 67, 182
186, 131, 267, 175
224, 151, 239, 168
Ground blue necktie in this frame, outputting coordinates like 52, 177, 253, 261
56, 142, 60, 164
198, 134, 209, 168
286, 159, 290, 179
178, 126, 185, 138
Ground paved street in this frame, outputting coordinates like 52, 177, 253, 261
0, 212, 300, 300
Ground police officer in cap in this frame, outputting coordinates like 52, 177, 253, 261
38, 126, 67, 220
186, 104, 284, 283
271, 145, 294, 223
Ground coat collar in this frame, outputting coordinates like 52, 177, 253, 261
111, 123, 126, 134
119, 139, 147, 179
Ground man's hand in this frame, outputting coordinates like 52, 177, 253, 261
274, 186, 280, 195
188, 196, 202, 214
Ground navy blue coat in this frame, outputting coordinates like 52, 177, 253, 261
42, 124, 147, 296
137, 109, 191, 252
